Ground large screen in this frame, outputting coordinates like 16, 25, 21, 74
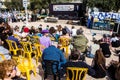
53, 5, 74, 11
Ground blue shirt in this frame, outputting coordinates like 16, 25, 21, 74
36, 33, 43, 37
42, 45, 66, 67
7, 36, 20, 47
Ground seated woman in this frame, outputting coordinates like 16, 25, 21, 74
49, 27, 60, 42
64, 50, 95, 77
107, 56, 120, 80
39, 30, 51, 51
91, 49, 106, 78
0, 59, 25, 80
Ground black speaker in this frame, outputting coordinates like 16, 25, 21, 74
113, 22, 120, 34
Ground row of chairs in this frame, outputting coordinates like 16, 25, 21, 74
43, 59, 88, 80
4, 35, 88, 80
5, 39, 42, 80
43, 37, 88, 80
0, 54, 88, 80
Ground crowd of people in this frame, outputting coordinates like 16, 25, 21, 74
0, 17, 120, 80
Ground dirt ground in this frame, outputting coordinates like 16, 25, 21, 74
9, 20, 119, 80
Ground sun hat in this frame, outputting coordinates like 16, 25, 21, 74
23, 27, 29, 33
41, 30, 49, 34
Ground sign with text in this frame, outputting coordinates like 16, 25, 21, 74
23, 0, 28, 7
92, 12, 120, 21
53, 5, 74, 11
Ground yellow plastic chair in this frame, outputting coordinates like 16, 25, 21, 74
34, 43, 42, 65
13, 34, 21, 41
26, 36, 31, 41
19, 42, 36, 80
0, 53, 5, 62
59, 37, 70, 58
32, 36, 40, 44
66, 67, 88, 80
20, 41, 35, 63
17, 57, 36, 80
6, 39, 23, 60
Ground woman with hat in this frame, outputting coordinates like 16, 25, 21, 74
39, 30, 51, 50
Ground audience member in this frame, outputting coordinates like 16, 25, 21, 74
110, 33, 120, 47
64, 26, 71, 35
13, 26, 22, 37
39, 30, 51, 50
7, 30, 21, 48
21, 27, 29, 38
72, 28, 88, 53
0, 59, 25, 80
64, 51, 95, 77
60, 28, 70, 39
35, 27, 42, 37
101, 34, 110, 45
99, 40, 111, 58
0, 39, 11, 60
42, 42, 66, 73
20, 26, 25, 33
91, 49, 106, 78
49, 27, 59, 42
0, 18, 10, 44
29, 26, 36, 36
107, 60, 120, 80
56, 25, 62, 36
71, 26, 77, 36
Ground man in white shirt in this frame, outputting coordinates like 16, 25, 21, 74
71, 26, 77, 36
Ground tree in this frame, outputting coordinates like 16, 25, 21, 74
4, 0, 23, 11
87, 0, 120, 12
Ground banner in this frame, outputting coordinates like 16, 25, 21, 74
92, 12, 120, 21
53, 5, 74, 11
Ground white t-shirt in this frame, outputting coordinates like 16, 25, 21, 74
71, 29, 77, 36
110, 37, 119, 42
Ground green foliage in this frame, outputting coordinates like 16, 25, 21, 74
4, 0, 23, 10
30, 0, 72, 10
87, 0, 120, 12
3, 0, 73, 11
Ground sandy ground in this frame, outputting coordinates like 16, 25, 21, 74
9, 20, 119, 80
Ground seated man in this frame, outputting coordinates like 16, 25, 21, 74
42, 42, 66, 72
72, 28, 88, 53
7, 30, 21, 48
0, 39, 11, 60
64, 51, 95, 77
